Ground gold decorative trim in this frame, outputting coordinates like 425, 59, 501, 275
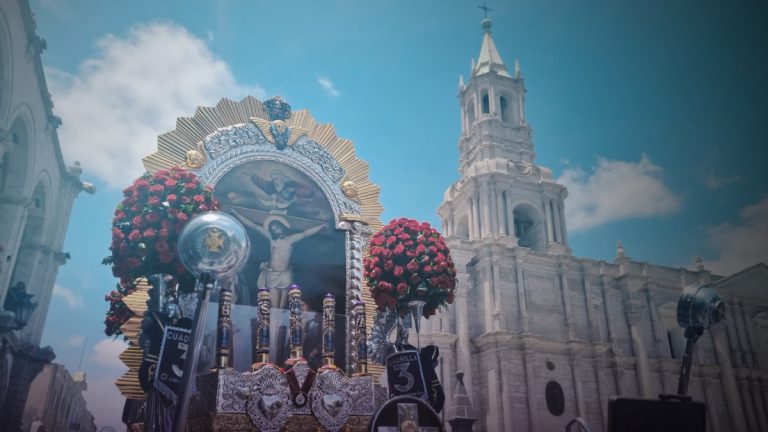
251, 117, 308, 146
115, 278, 150, 400
340, 213, 369, 224
142, 97, 383, 230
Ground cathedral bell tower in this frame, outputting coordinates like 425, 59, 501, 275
439, 17, 570, 254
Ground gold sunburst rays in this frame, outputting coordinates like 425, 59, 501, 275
142, 96, 383, 230
115, 278, 150, 400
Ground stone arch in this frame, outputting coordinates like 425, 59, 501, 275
455, 213, 469, 239
0, 7, 12, 123
481, 88, 490, 114
498, 90, 516, 124
9, 180, 47, 290
1, 114, 32, 198
512, 202, 545, 252
465, 97, 476, 127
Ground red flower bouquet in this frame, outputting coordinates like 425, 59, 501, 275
102, 167, 218, 336
364, 218, 457, 318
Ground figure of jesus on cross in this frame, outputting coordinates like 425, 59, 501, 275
230, 210, 327, 309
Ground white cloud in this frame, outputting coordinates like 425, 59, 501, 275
706, 197, 768, 275
85, 339, 129, 429
52, 283, 84, 308
84, 374, 128, 430
91, 338, 129, 368
63, 334, 86, 347
317, 76, 340, 97
704, 173, 740, 190
558, 154, 681, 231
48, 22, 263, 188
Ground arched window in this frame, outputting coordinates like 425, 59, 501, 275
513, 203, 545, 251
550, 200, 558, 243
455, 214, 469, 239
499, 96, 509, 122
1, 118, 29, 196
9, 182, 47, 291
481, 90, 490, 114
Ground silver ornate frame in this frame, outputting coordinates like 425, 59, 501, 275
193, 121, 370, 374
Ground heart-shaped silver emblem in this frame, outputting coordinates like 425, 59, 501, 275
322, 393, 344, 417
258, 394, 283, 420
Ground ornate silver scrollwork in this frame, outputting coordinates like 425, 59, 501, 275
245, 367, 292, 432
292, 138, 345, 182
309, 370, 352, 432
216, 368, 250, 413
368, 308, 399, 365
204, 123, 267, 160
339, 221, 372, 372
346, 375, 375, 415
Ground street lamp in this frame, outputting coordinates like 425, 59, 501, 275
1, 282, 37, 332
675, 283, 724, 396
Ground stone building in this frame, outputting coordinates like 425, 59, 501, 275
0, 0, 93, 429
23, 363, 96, 432
423, 17, 768, 432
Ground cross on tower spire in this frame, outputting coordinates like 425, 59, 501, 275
477, 1, 493, 19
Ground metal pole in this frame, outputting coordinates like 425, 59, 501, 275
173, 275, 213, 432
676, 327, 702, 396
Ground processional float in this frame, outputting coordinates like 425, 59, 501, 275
106, 96, 454, 431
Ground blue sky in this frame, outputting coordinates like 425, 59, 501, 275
30, 0, 767, 429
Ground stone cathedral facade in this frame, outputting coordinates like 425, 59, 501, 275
0, 0, 93, 428
422, 18, 768, 432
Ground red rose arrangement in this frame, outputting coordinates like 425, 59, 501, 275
102, 167, 218, 337
364, 218, 457, 318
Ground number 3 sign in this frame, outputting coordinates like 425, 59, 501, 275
386, 350, 428, 400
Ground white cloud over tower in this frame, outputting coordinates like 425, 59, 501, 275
558, 154, 681, 231
48, 22, 262, 188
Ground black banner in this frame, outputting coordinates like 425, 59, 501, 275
419, 345, 445, 413
154, 325, 191, 404
386, 350, 428, 401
